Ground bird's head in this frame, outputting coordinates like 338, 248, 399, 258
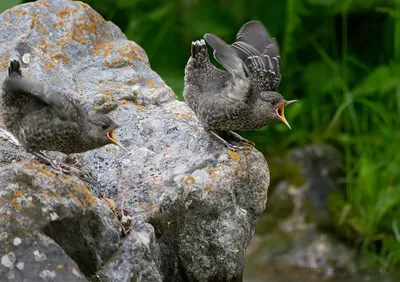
261, 91, 296, 129
89, 113, 125, 150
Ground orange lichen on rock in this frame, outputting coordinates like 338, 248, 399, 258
205, 167, 220, 179
182, 176, 195, 184
11, 190, 23, 211
90, 42, 113, 57
52, 21, 64, 28
70, 181, 95, 208
38, 1, 51, 7
134, 104, 145, 110
4, 18, 10, 23
121, 99, 128, 104
145, 78, 158, 88
105, 93, 114, 99
78, 2, 90, 10
228, 150, 241, 161
11, 9, 27, 16
117, 42, 145, 62
71, 8, 105, 44
39, 166, 54, 177
57, 9, 71, 19
30, 13, 48, 34
81, 183, 95, 207
175, 113, 193, 120
51, 53, 71, 64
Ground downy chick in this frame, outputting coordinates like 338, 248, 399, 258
183, 20, 296, 150
0, 59, 124, 173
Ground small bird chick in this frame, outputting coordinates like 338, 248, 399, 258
183, 20, 296, 150
0, 59, 124, 173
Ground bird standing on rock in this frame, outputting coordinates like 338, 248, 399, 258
183, 20, 296, 150
0, 59, 124, 173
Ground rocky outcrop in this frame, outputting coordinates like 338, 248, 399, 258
0, 1, 270, 281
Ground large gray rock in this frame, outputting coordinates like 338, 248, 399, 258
0, 0, 270, 281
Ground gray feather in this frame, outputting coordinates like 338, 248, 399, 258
236, 20, 272, 53
231, 21, 281, 90
204, 33, 247, 78
4, 76, 81, 121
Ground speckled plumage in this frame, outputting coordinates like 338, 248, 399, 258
183, 21, 296, 149
0, 60, 123, 171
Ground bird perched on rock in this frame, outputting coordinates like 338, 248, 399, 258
0, 59, 124, 173
183, 20, 296, 150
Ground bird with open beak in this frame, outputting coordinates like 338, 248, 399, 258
183, 20, 296, 150
0, 59, 125, 173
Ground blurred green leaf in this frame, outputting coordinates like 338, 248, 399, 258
0, 0, 20, 13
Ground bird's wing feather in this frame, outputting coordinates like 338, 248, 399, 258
4, 77, 81, 121
236, 20, 272, 53
203, 33, 251, 102
232, 21, 281, 91
204, 33, 248, 78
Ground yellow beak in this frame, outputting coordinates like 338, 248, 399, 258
107, 129, 126, 151
276, 100, 296, 129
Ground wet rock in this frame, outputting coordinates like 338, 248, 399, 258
0, 0, 270, 281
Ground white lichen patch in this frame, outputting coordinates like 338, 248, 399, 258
33, 250, 47, 261
191, 169, 209, 184
39, 269, 56, 279
16, 262, 25, 270
22, 53, 31, 64
136, 231, 150, 246
1, 252, 15, 268
50, 212, 59, 221
13, 237, 22, 246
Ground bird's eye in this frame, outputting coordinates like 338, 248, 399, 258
101, 124, 108, 130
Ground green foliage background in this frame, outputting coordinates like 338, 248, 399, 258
5, 0, 400, 269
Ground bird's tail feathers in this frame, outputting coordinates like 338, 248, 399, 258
189, 39, 210, 68
8, 59, 22, 78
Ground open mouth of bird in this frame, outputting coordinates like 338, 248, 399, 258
275, 100, 297, 129
107, 129, 126, 150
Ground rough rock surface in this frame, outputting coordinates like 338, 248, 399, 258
0, 1, 270, 281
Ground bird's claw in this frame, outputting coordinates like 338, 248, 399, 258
226, 143, 253, 152
31, 151, 86, 176
228, 131, 255, 147
209, 130, 253, 151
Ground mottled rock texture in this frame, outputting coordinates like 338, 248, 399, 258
0, 0, 270, 281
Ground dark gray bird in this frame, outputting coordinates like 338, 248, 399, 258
0, 59, 124, 173
183, 20, 296, 150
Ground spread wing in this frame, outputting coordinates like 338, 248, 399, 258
203, 33, 250, 101
232, 20, 281, 91
3, 60, 82, 121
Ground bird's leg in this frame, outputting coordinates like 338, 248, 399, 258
30, 151, 81, 175
228, 131, 255, 147
208, 130, 251, 151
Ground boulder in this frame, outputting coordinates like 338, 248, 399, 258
0, 0, 270, 281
